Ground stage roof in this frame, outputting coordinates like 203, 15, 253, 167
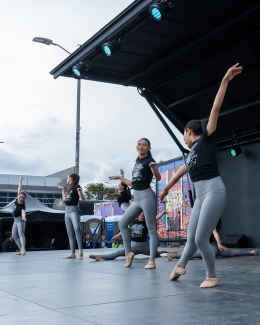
50, 0, 260, 147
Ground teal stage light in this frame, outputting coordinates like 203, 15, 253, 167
149, 1, 171, 21
102, 41, 119, 57
230, 138, 242, 157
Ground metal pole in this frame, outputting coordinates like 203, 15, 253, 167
75, 79, 81, 175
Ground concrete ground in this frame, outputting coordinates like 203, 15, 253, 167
0, 247, 259, 325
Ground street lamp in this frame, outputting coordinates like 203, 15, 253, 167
33, 37, 81, 175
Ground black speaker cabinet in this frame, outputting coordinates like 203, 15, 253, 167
221, 234, 248, 248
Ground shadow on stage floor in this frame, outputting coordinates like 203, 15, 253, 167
0, 247, 259, 325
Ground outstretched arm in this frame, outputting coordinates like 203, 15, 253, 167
160, 165, 188, 202
107, 193, 122, 198
18, 175, 23, 194
207, 63, 242, 135
21, 209, 27, 221
156, 209, 168, 221
108, 175, 132, 187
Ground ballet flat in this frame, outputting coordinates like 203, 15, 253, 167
144, 261, 156, 269
63, 254, 76, 259
169, 265, 186, 281
200, 277, 218, 288
124, 252, 135, 267
89, 255, 102, 261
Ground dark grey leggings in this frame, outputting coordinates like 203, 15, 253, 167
174, 242, 251, 259
178, 177, 227, 277
12, 217, 26, 250
100, 241, 163, 260
65, 205, 82, 253
119, 188, 158, 258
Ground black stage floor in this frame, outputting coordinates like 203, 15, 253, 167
0, 247, 259, 325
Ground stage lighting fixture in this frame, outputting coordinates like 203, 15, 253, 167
102, 41, 119, 57
149, 0, 171, 21
230, 138, 242, 158
72, 62, 88, 78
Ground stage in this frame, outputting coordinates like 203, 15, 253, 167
0, 248, 259, 325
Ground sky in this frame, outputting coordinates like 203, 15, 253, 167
0, 0, 185, 187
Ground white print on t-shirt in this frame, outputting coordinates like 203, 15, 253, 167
65, 190, 73, 202
186, 143, 198, 170
131, 224, 144, 238
132, 163, 143, 182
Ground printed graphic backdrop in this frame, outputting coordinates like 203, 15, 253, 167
157, 157, 194, 240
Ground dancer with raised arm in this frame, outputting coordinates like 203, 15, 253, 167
109, 138, 161, 269
12, 175, 27, 256
58, 173, 85, 259
89, 210, 169, 261
107, 170, 131, 213
160, 64, 242, 288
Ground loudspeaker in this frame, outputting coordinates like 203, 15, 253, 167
221, 234, 248, 248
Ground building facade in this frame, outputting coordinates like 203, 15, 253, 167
0, 174, 67, 208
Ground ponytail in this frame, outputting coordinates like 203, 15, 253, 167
121, 182, 132, 200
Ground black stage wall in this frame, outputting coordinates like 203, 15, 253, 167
218, 141, 260, 247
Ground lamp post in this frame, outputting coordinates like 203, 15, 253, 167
33, 37, 81, 175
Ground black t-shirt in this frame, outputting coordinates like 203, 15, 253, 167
132, 156, 155, 191
2, 238, 16, 252
65, 185, 81, 206
117, 191, 130, 207
186, 130, 219, 183
130, 219, 148, 242
12, 200, 26, 218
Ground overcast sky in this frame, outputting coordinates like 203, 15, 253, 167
0, 0, 185, 187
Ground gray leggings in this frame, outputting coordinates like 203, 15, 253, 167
174, 242, 251, 259
100, 241, 163, 260
178, 177, 227, 277
65, 206, 82, 253
12, 217, 26, 250
119, 188, 158, 258
120, 203, 130, 213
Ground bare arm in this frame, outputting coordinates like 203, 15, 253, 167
77, 188, 85, 201
21, 210, 27, 221
107, 193, 122, 198
18, 175, 23, 194
58, 187, 66, 200
156, 209, 168, 221
213, 228, 228, 251
183, 201, 192, 211
207, 63, 242, 135
149, 162, 161, 181
111, 232, 122, 242
108, 175, 132, 187
160, 165, 188, 202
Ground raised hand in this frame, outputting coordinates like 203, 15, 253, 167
77, 187, 83, 192
120, 169, 124, 177
223, 63, 242, 82
20, 175, 23, 181
149, 162, 158, 169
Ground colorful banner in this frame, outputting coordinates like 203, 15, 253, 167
157, 157, 194, 240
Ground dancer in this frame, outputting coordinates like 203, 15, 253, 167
160, 64, 243, 288
163, 202, 259, 260
106, 172, 131, 212
109, 138, 161, 269
58, 173, 85, 259
89, 210, 168, 261
12, 175, 27, 256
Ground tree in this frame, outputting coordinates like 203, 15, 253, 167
84, 183, 117, 200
